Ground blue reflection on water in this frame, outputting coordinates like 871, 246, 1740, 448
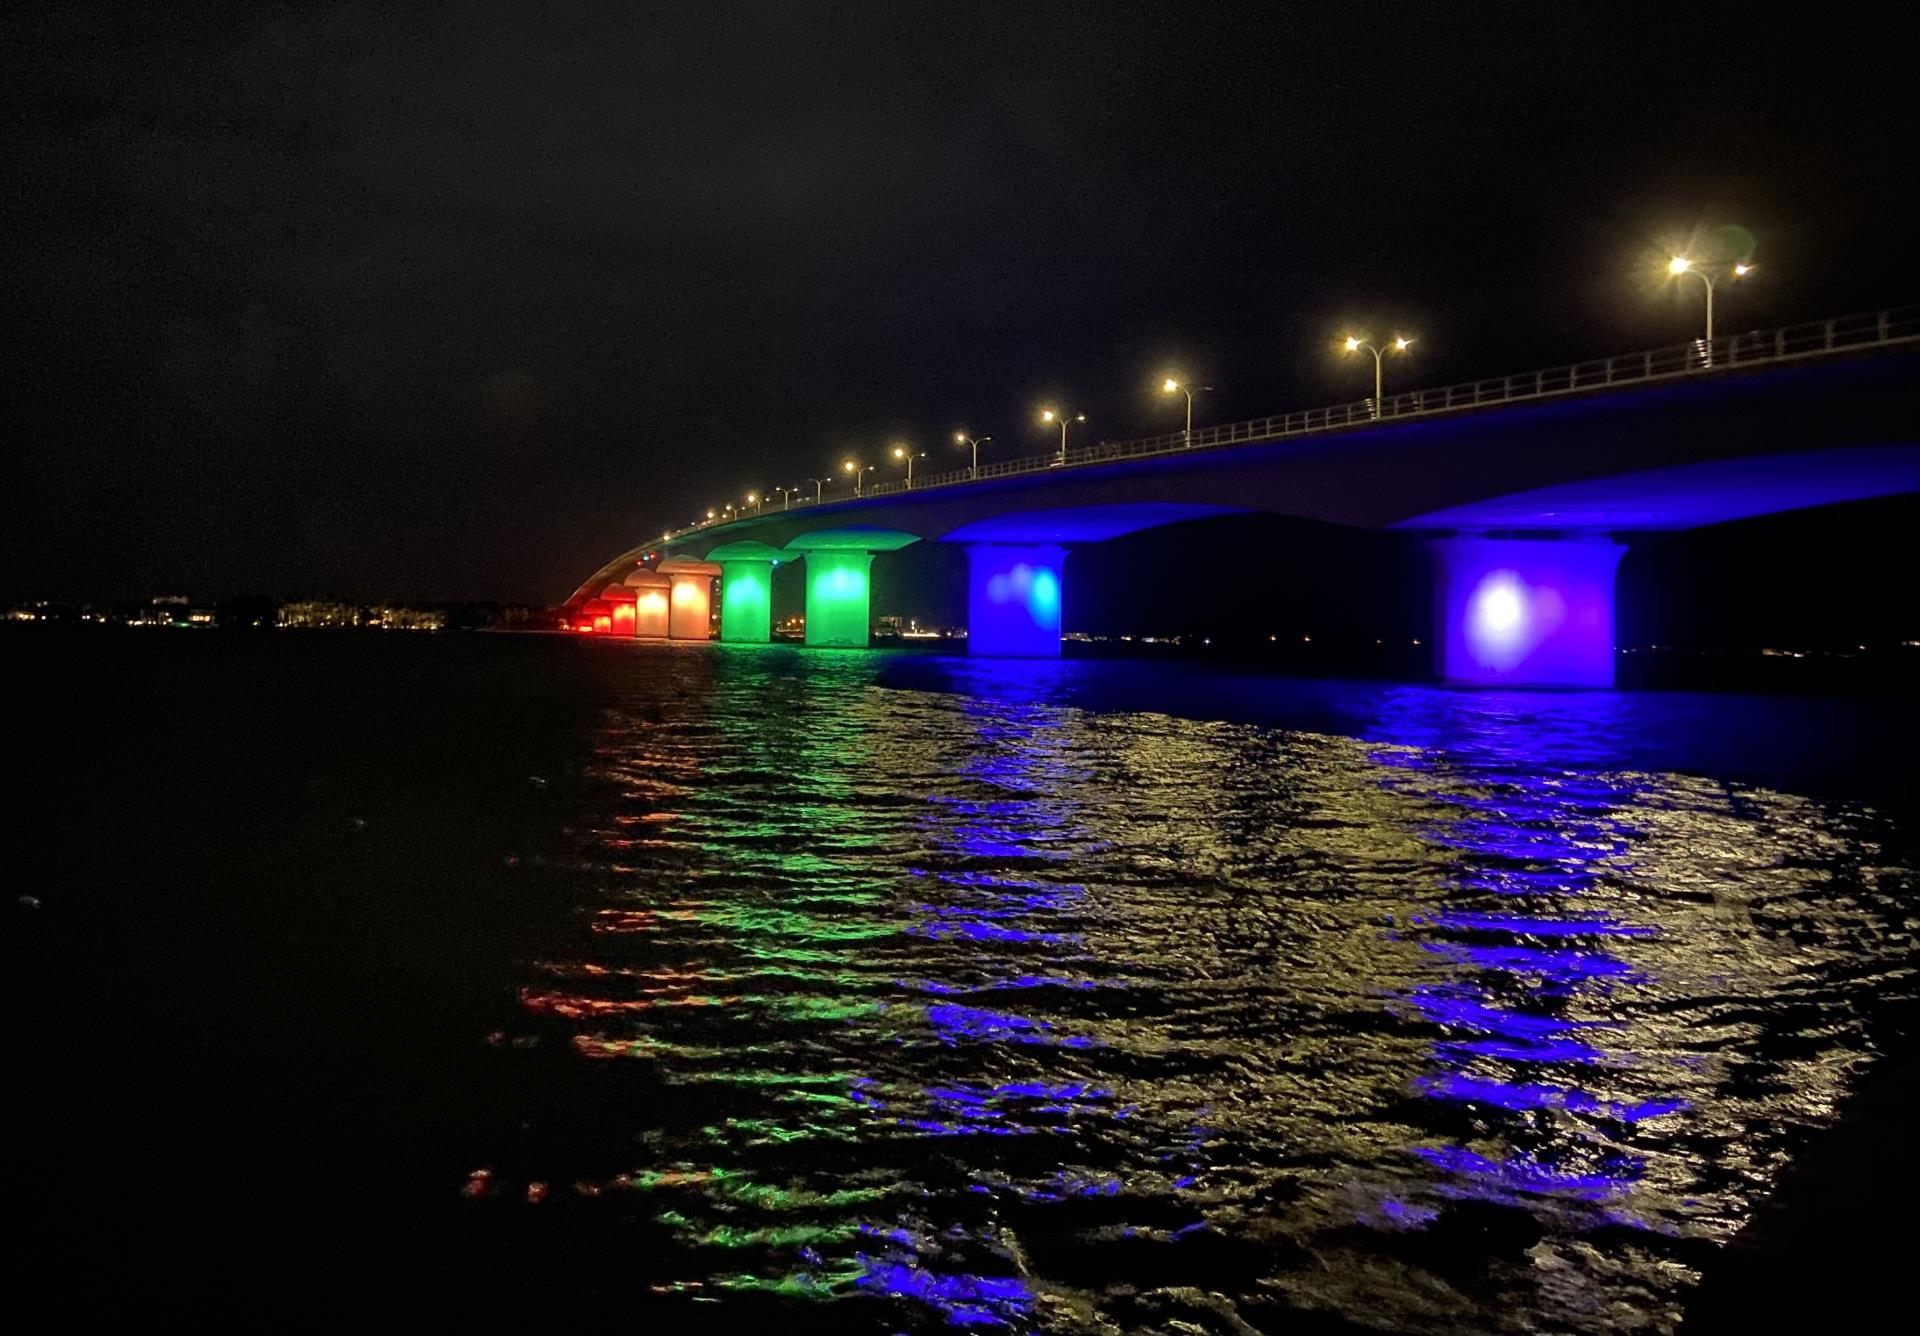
854, 1255, 1035, 1327
1368, 690, 1693, 1229
846, 693, 1204, 1325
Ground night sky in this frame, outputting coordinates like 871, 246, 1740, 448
4, 3, 1914, 605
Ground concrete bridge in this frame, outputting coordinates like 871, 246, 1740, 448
568, 308, 1919, 686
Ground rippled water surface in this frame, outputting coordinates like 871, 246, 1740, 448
14, 636, 1917, 1332
472, 646, 1915, 1334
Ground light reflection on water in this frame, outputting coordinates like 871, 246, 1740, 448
481, 648, 1916, 1333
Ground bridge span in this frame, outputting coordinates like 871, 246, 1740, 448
569, 309, 1920, 687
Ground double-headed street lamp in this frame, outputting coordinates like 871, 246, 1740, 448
954, 431, 992, 478
1342, 335, 1412, 417
1039, 407, 1084, 464
805, 476, 831, 502
843, 458, 875, 496
891, 442, 928, 486
1666, 255, 1754, 344
1159, 377, 1212, 441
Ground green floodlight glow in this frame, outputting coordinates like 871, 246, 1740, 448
803, 552, 874, 648
719, 563, 772, 643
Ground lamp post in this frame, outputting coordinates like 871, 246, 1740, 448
1341, 335, 1412, 417
745, 491, 760, 514
1667, 256, 1753, 345
806, 476, 830, 502
1159, 377, 1212, 441
843, 458, 874, 496
954, 432, 992, 478
705, 509, 716, 523
1039, 408, 1084, 464
891, 443, 927, 487
773, 485, 794, 509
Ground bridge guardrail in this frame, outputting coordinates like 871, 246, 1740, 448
680, 306, 1918, 530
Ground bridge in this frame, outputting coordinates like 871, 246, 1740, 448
568, 309, 1920, 687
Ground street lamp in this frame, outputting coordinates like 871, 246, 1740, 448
805, 476, 830, 502
705, 508, 716, 522
1666, 255, 1754, 344
745, 491, 760, 514
954, 431, 992, 478
1039, 407, 1085, 463
843, 458, 874, 496
1159, 376, 1212, 441
773, 484, 794, 509
891, 443, 927, 487
1341, 335, 1412, 417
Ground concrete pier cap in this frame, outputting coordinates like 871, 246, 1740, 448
704, 540, 789, 644
596, 581, 639, 637
783, 527, 921, 648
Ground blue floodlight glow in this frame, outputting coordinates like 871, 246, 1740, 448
1429, 536, 1625, 687
966, 544, 1067, 658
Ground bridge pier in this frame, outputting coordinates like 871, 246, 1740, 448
719, 562, 774, 643
783, 529, 922, 648
623, 570, 672, 638
801, 551, 875, 647
966, 544, 1065, 657
706, 541, 786, 644
657, 557, 722, 641
1428, 535, 1625, 688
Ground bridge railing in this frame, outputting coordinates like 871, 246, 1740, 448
688, 306, 1918, 526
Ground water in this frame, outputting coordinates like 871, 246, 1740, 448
13, 634, 1918, 1332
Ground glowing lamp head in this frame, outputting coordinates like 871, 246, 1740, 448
892, 445, 905, 459
1343, 336, 1361, 352
1040, 409, 1056, 423
1393, 336, 1412, 352
1733, 262, 1753, 277
954, 432, 967, 444
705, 509, 715, 519
1162, 377, 1180, 393
842, 459, 856, 474
1667, 256, 1693, 275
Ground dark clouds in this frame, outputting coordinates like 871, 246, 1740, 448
4, 2, 1914, 601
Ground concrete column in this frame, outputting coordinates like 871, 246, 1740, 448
657, 557, 722, 641
667, 575, 712, 639
1428, 535, 1626, 687
622, 571, 671, 639
803, 551, 876, 647
604, 589, 637, 637
718, 561, 774, 643
966, 544, 1065, 657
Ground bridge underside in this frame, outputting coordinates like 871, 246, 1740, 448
1392, 443, 1917, 531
